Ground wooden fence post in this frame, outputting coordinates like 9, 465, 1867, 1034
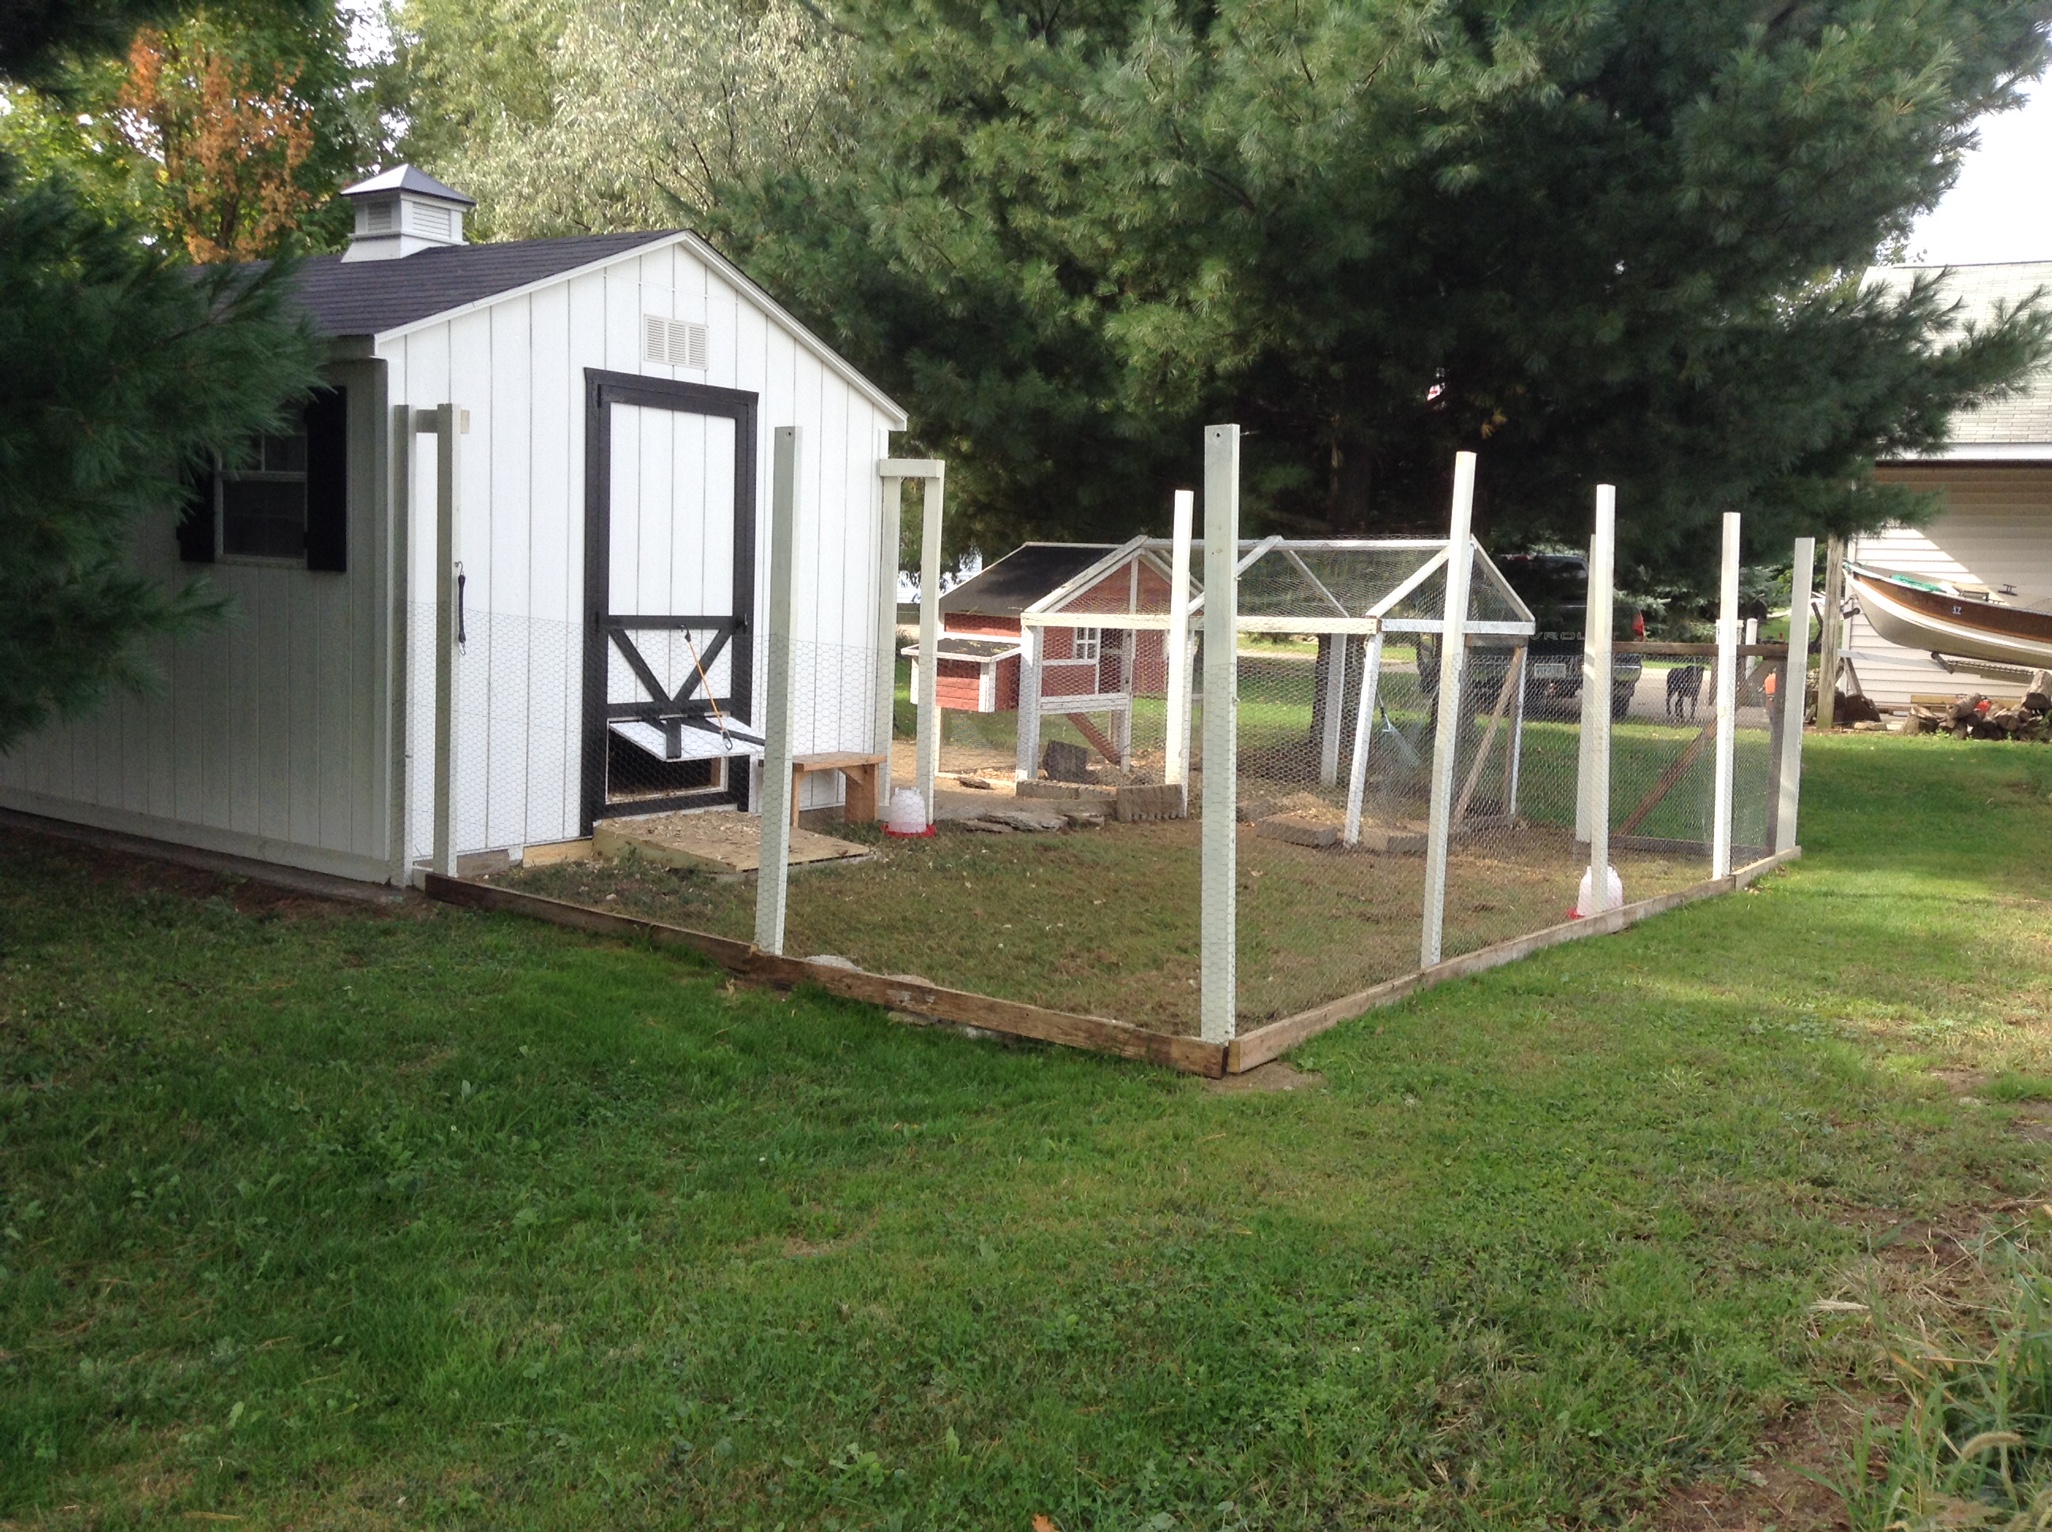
1164, 488, 1195, 795
1420, 452, 1478, 968
915, 469, 945, 826
429, 402, 464, 880
1585, 484, 1617, 910
754, 426, 801, 954
1818, 534, 1845, 730
1201, 426, 1240, 1046
1711, 511, 1741, 879
875, 465, 903, 784
1776, 536, 1815, 853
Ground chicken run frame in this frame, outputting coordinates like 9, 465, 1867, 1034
432, 426, 1810, 1076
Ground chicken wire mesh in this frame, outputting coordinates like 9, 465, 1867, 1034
417, 566, 1792, 1047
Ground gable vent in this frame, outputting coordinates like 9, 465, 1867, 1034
643, 315, 709, 370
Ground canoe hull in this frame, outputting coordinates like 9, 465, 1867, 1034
1849, 569, 2052, 672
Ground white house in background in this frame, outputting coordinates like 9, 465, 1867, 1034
0, 166, 907, 882
1855, 261, 2052, 705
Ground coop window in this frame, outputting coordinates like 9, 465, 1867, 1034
219, 429, 308, 560
181, 387, 348, 570
1071, 626, 1100, 663
643, 315, 709, 370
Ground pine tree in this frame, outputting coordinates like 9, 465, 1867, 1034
0, 2, 324, 751
721, 0, 2052, 582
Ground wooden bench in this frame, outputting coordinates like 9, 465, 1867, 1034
788, 752, 885, 825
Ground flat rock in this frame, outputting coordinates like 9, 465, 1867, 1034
1115, 783, 1186, 822
953, 774, 996, 790
1255, 813, 1338, 848
959, 819, 1012, 834
1058, 808, 1106, 829
987, 809, 1064, 832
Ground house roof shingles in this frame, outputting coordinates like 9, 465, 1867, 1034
291, 230, 674, 338
1870, 260, 2052, 450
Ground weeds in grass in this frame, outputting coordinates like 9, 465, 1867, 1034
1821, 1228, 2052, 1531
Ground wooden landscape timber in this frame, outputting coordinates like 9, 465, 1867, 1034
426, 845, 1800, 1080
423, 873, 1228, 1076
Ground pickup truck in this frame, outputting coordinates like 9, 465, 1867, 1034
1493, 552, 1644, 721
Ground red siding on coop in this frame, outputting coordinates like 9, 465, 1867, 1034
934, 660, 985, 712
943, 612, 1023, 637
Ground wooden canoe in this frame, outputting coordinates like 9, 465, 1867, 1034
1846, 563, 2052, 671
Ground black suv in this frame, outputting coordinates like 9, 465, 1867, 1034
1494, 553, 1644, 721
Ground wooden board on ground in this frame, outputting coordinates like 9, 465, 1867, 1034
594, 810, 867, 875
421, 874, 1227, 1077
1223, 846, 1801, 1073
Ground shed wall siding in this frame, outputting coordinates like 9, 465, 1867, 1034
383, 238, 895, 858
1848, 466, 2052, 705
0, 358, 393, 879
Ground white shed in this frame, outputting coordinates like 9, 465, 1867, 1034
0, 166, 908, 882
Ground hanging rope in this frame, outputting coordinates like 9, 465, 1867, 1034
682, 631, 735, 752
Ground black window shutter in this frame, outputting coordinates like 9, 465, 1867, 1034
304, 385, 349, 572
177, 460, 216, 563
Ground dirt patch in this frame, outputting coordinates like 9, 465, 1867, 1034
0, 824, 405, 922
1659, 1397, 1866, 1531
1207, 1061, 1325, 1094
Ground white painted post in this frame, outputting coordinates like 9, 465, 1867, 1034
1505, 647, 1529, 818
1584, 485, 1617, 912
754, 427, 801, 954
1818, 534, 1845, 729
1776, 537, 1815, 854
1318, 636, 1347, 788
1342, 630, 1385, 845
1163, 489, 1195, 792
431, 402, 462, 879
1711, 511, 1742, 879
875, 470, 903, 782
915, 469, 945, 826
1015, 626, 1044, 781
1420, 452, 1478, 969
388, 405, 413, 885
1200, 425, 1240, 1046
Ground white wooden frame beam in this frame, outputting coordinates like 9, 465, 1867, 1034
1201, 426, 1240, 1046
412, 403, 468, 881
1163, 487, 1196, 792
1711, 511, 1742, 879
1420, 455, 1478, 969
1583, 484, 1617, 913
876, 457, 947, 826
755, 427, 802, 953
1776, 536, 1815, 854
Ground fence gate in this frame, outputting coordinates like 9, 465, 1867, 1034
580, 370, 759, 832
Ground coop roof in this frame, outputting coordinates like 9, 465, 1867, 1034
1011, 534, 1534, 636
940, 543, 1120, 617
268, 228, 907, 425
1868, 260, 2052, 459
288, 231, 671, 337
901, 635, 1025, 663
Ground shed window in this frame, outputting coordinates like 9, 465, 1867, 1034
221, 428, 309, 560
180, 386, 348, 570
1071, 626, 1100, 663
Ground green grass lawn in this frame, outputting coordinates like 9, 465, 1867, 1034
4, 735, 2051, 1529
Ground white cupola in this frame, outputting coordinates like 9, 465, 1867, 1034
339, 165, 476, 261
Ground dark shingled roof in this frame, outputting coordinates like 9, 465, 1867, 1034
290, 231, 675, 338
940, 543, 1118, 617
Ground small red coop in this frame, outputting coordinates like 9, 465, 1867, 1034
906, 540, 1181, 772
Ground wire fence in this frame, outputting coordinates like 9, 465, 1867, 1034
427, 601, 1796, 1045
